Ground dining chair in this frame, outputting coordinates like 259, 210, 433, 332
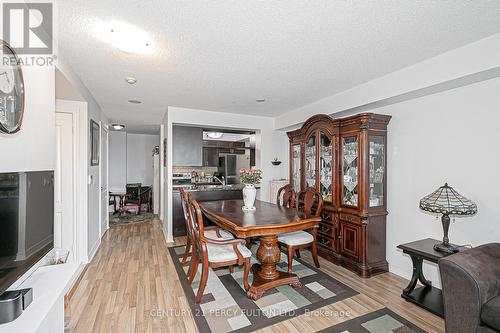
276, 184, 296, 208
186, 194, 251, 303
277, 187, 323, 273
179, 188, 234, 266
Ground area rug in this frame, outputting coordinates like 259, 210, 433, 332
168, 245, 358, 333
317, 308, 427, 333
109, 212, 154, 226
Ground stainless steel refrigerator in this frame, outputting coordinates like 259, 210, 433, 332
219, 154, 251, 184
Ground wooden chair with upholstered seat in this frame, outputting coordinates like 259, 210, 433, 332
178, 188, 234, 266
276, 184, 296, 208
277, 187, 323, 273
185, 194, 251, 303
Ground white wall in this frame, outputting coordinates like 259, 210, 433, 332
109, 131, 127, 192
57, 59, 108, 261
108, 132, 160, 191
126, 133, 160, 186
273, 33, 500, 287
163, 106, 289, 242
382, 77, 500, 287
0, 65, 55, 173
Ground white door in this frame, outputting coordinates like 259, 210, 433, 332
55, 112, 75, 261
101, 127, 109, 236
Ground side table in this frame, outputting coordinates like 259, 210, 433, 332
397, 238, 466, 318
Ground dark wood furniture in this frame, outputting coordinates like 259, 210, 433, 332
173, 188, 243, 237
109, 192, 129, 216
178, 188, 235, 265
277, 187, 322, 273
287, 113, 391, 277
201, 199, 321, 300
186, 195, 251, 303
276, 184, 296, 208
397, 238, 461, 318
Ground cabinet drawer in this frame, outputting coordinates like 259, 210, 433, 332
318, 222, 335, 237
317, 234, 335, 249
340, 213, 361, 224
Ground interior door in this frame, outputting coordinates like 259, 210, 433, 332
55, 112, 75, 261
101, 127, 109, 236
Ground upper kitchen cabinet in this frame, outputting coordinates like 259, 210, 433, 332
173, 126, 203, 166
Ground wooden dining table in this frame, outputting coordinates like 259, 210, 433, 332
200, 199, 321, 300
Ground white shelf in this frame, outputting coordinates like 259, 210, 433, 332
0, 263, 80, 333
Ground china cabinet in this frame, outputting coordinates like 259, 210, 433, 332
287, 113, 391, 277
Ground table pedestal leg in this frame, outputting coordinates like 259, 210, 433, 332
403, 255, 432, 296
246, 235, 301, 300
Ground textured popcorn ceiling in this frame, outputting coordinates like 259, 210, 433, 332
58, 0, 500, 127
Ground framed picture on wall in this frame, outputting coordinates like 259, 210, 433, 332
90, 119, 100, 166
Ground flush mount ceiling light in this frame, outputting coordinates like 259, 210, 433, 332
206, 132, 223, 139
111, 124, 125, 130
96, 21, 153, 54
256, 99, 266, 103
125, 77, 137, 84
128, 99, 142, 104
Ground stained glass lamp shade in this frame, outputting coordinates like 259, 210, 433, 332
419, 183, 477, 253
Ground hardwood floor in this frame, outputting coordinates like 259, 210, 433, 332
66, 218, 444, 333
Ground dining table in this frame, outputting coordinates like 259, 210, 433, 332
200, 199, 321, 300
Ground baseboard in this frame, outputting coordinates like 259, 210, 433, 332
87, 239, 101, 261
64, 263, 88, 300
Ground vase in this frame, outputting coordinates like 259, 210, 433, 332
242, 184, 257, 211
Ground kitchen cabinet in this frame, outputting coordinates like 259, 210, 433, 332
202, 147, 219, 167
173, 126, 203, 166
287, 113, 391, 278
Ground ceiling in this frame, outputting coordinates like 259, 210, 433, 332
57, 0, 500, 129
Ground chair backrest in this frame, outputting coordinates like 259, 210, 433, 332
297, 187, 323, 218
277, 184, 296, 208
126, 183, 142, 201
179, 188, 190, 232
186, 194, 206, 249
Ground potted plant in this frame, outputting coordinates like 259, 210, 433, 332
239, 169, 262, 211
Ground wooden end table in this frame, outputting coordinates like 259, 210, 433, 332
397, 238, 466, 318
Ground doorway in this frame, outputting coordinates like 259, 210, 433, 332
100, 126, 109, 237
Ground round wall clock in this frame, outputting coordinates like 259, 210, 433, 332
0, 41, 25, 134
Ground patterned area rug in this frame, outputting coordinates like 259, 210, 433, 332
109, 212, 155, 226
317, 308, 427, 333
169, 245, 358, 333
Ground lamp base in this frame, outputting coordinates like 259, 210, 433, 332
433, 242, 459, 254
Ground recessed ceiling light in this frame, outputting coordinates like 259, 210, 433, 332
206, 132, 223, 139
256, 99, 266, 103
128, 99, 142, 104
111, 124, 126, 130
125, 77, 137, 84
96, 21, 153, 54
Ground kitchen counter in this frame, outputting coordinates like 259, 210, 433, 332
172, 185, 245, 237
173, 184, 259, 193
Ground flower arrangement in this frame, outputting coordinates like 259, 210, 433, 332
239, 169, 262, 185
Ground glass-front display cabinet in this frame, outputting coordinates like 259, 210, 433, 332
291, 144, 301, 194
342, 136, 359, 207
288, 113, 391, 278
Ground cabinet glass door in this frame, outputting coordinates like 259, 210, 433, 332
369, 136, 385, 207
342, 136, 359, 206
305, 134, 316, 188
319, 132, 333, 203
291, 144, 301, 193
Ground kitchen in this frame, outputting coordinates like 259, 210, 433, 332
171, 125, 257, 236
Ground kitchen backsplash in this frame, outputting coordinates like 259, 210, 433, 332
173, 166, 218, 174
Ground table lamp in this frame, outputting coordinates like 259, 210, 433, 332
419, 183, 477, 253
